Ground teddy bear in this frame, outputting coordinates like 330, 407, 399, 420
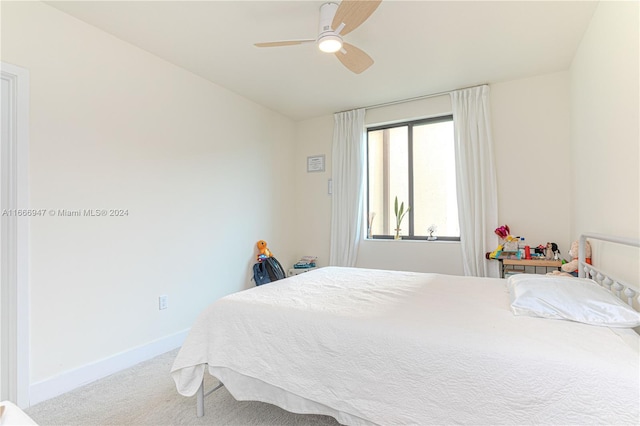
561, 240, 592, 275
256, 240, 273, 261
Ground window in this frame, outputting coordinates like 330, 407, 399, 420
366, 116, 459, 240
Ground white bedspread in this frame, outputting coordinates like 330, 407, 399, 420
171, 267, 640, 425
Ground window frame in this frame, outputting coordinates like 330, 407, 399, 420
365, 115, 460, 241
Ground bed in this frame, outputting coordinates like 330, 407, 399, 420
0, 401, 38, 426
171, 234, 640, 425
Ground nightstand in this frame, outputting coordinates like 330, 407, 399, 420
288, 267, 317, 277
500, 259, 562, 278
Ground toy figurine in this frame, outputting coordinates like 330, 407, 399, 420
256, 240, 273, 261
545, 242, 560, 260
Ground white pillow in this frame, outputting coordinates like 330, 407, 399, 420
507, 274, 640, 328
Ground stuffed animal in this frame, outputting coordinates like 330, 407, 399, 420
545, 242, 561, 260
561, 240, 592, 274
256, 240, 273, 261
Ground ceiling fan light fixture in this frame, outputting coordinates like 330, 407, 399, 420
255, 0, 380, 73
318, 34, 343, 53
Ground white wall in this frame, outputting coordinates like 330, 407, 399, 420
491, 72, 571, 253
293, 115, 334, 266
570, 0, 639, 284
294, 74, 572, 273
1, 1, 296, 398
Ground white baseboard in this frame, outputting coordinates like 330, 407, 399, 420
28, 328, 189, 407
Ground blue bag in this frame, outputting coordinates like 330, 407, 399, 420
253, 262, 271, 286
253, 257, 286, 286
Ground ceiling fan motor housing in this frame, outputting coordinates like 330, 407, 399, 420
318, 2, 343, 52
319, 2, 340, 36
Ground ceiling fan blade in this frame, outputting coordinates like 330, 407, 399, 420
335, 42, 374, 74
332, 0, 382, 36
255, 40, 315, 48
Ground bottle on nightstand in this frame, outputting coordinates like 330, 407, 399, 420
518, 237, 526, 259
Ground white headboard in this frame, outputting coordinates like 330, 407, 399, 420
578, 233, 640, 306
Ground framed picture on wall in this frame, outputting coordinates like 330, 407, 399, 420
307, 155, 325, 173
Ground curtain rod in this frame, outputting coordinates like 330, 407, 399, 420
335, 83, 488, 115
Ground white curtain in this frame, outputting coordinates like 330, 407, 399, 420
450, 86, 499, 278
329, 108, 366, 267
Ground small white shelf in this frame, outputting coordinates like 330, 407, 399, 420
288, 267, 317, 277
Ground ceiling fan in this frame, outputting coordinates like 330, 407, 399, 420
254, 0, 382, 74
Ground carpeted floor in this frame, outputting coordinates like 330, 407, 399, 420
25, 349, 341, 426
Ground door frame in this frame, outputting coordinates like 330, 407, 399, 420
1, 61, 30, 408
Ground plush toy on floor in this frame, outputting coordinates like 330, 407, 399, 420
256, 240, 273, 262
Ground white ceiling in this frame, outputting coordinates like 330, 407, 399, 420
46, 0, 598, 120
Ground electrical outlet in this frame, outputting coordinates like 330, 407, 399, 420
159, 295, 168, 310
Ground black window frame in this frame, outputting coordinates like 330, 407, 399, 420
366, 115, 460, 241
